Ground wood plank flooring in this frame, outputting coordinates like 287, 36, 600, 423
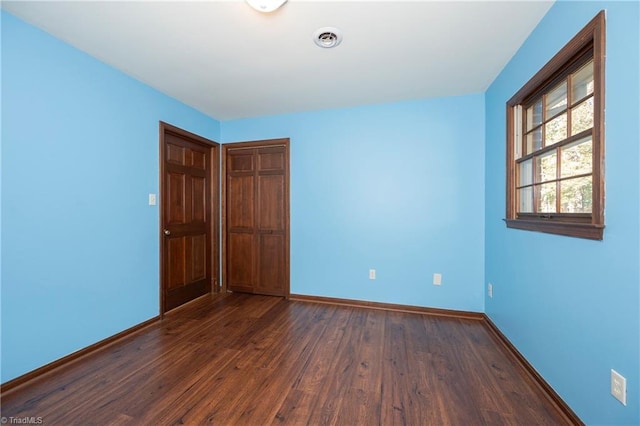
1, 294, 571, 425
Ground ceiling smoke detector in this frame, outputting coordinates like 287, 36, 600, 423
313, 27, 343, 49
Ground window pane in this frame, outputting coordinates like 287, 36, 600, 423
518, 187, 533, 213
526, 100, 543, 131
546, 82, 567, 118
561, 176, 592, 213
572, 60, 594, 102
536, 151, 557, 183
571, 97, 594, 135
537, 183, 557, 213
561, 137, 592, 178
519, 159, 533, 186
545, 113, 567, 146
526, 128, 542, 154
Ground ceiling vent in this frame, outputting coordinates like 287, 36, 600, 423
313, 27, 343, 49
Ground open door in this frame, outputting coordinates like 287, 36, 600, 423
159, 122, 220, 314
222, 139, 290, 297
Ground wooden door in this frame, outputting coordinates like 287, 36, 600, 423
160, 122, 219, 313
223, 139, 289, 297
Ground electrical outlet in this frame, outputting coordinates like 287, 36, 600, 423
611, 369, 627, 405
433, 273, 442, 286
369, 269, 376, 280
488, 283, 493, 298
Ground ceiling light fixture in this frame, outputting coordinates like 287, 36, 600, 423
313, 27, 343, 49
246, 0, 287, 13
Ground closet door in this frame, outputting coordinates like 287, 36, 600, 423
224, 139, 289, 297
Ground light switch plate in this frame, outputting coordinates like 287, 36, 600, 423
149, 193, 157, 206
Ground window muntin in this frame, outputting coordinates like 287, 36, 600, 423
506, 11, 605, 240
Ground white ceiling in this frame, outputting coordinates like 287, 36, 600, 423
2, 0, 554, 121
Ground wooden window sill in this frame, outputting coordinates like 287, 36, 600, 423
504, 218, 604, 240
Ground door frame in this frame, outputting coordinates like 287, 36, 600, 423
221, 138, 290, 297
159, 122, 220, 316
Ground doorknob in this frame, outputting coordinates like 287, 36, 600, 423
164, 229, 171, 236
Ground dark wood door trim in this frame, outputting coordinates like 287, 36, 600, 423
222, 138, 290, 297
159, 122, 220, 316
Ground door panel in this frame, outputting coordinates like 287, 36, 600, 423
257, 174, 284, 230
258, 149, 285, 171
189, 235, 207, 282
256, 234, 285, 294
167, 172, 186, 224
191, 150, 206, 169
229, 152, 254, 172
167, 142, 185, 164
191, 176, 206, 222
226, 149, 256, 294
167, 238, 186, 289
161, 123, 219, 314
228, 232, 254, 291
224, 140, 289, 297
227, 175, 254, 229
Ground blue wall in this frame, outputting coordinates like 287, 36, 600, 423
1, 11, 220, 382
485, 2, 639, 425
222, 95, 485, 312
3, 3, 639, 424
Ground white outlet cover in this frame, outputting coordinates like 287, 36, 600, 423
433, 273, 442, 285
148, 193, 157, 206
369, 269, 376, 280
611, 369, 627, 405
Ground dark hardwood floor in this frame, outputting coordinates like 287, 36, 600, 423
1, 294, 570, 425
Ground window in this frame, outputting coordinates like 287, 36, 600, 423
506, 11, 605, 240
